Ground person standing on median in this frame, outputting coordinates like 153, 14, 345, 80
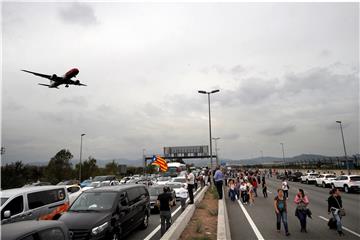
157, 186, 173, 236
274, 189, 290, 236
179, 184, 188, 211
186, 169, 195, 204
214, 166, 224, 199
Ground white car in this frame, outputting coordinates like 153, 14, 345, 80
331, 175, 360, 193
315, 174, 336, 188
156, 177, 172, 185
300, 173, 318, 184
166, 182, 187, 200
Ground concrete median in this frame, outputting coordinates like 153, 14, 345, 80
217, 188, 231, 240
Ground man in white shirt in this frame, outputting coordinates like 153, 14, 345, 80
186, 170, 195, 204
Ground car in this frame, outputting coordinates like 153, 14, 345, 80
120, 177, 131, 184
155, 177, 171, 185
288, 172, 303, 182
148, 185, 176, 212
1, 186, 69, 224
331, 175, 360, 193
276, 173, 286, 180
315, 174, 336, 188
300, 173, 318, 184
80, 179, 93, 188
57, 180, 79, 186
64, 185, 82, 205
22, 181, 52, 187
166, 182, 187, 200
59, 184, 150, 240
92, 175, 117, 182
1, 220, 70, 240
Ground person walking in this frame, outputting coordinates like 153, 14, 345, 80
294, 189, 309, 232
157, 186, 173, 236
262, 182, 268, 198
282, 178, 289, 199
228, 179, 236, 201
252, 177, 258, 197
178, 184, 188, 211
274, 189, 290, 236
328, 188, 344, 236
214, 166, 224, 199
186, 169, 195, 204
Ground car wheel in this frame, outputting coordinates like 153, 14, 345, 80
140, 213, 149, 229
306, 180, 309, 184
331, 184, 335, 189
344, 185, 349, 193
322, 182, 326, 188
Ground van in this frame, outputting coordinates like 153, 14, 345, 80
59, 184, 150, 240
1, 186, 70, 224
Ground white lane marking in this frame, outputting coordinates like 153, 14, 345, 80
143, 187, 201, 240
237, 199, 265, 240
318, 216, 360, 238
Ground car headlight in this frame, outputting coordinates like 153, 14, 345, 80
91, 222, 109, 235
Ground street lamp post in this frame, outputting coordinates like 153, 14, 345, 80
336, 121, 350, 174
198, 89, 220, 170
79, 133, 86, 182
212, 137, 221, 166
280, 143, 286, 170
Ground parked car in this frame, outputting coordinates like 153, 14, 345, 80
1, 186, 69, 224
1, 220, 70, 240
331, 175, 360, 193
288, 172, 303, 182
166, 182, 186, 200
315, 174, 336, 188
22, 182, 52, 187
155, 177, 171, 185
80, 179, 93, 188
120, 177, 131, 184
57, 180, 79, 186
59, 184, 150, 240
148, 185, 176, 212
92, 175, 117, 182
64, 185, 82, 205
300, 173, 318, 184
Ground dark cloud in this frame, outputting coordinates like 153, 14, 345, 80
58, 3, 98, 26
260, 125, 296, 136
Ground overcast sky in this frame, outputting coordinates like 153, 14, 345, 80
1, 2, 359, 164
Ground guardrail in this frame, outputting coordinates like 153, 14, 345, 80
217, 187, 231, 240
160, 185, 208, 240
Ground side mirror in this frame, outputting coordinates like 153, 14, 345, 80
4, 210, 11, 218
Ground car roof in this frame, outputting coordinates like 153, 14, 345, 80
1, 220, 68, 240
85, 184, 145, 193
1, 186, 66, 198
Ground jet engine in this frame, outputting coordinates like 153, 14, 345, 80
75, 80, 80, 85
50, 74, 57, 80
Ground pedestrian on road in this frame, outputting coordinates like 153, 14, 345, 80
186, 169, 195, 204
282, 179, 289, 199
157, 186, 173, 236
179, 184, 188, 211
328, 188, 344, 236
294, 189, 309, 232
247, 181, 255, 205
214, 166, 224, 199
240, 181, 248, 204
252, 177, 258, 197
228, 179, 236, 201
262, 182, 268, 198
274, 189, 290, 236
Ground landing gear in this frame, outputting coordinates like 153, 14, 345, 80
65, 85, 69, 88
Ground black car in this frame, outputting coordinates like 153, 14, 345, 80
59, 185, 150, 240
288, 172, 303, 182
2, 220, 70, 240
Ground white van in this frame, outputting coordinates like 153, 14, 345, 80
1, 186, 70, 224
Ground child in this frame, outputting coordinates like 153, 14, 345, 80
262, 182, 268, 198
178, 184, 188, 211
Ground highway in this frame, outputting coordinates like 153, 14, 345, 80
125, 187, 202, 240
226, 177, 360, 240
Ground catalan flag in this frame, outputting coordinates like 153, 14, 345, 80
151, 155, 168, 172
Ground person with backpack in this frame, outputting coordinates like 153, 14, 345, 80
328, 188, 345, 236
294, 189, 309, 232
274, 189, 290, 236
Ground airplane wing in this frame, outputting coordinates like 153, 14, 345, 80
78, 83, 87, 86
38, 83, 59, 89
21, 70, 52, 80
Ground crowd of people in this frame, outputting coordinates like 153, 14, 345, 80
219, 167, 346, 237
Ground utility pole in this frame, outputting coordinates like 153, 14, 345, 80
336, 121, 350, 175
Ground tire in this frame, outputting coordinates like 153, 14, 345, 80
331, 184, 335, 189
344, 185, 349, 193
140, 213, 149, 229
306, 180, 309, 184
322, 182, 326, 188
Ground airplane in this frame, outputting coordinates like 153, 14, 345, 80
21, 68, 87, 88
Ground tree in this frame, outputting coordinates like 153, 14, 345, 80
105, 160, 118, 175
46, 149, 74, 184
75, 156, 99, 180
1, 161, 26, 189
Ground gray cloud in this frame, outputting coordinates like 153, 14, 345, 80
319, 49, 331, 58
260, 125, 296, 136
58, 3, 98, 26
231, 65, 246, 75
59, 96, 88, 107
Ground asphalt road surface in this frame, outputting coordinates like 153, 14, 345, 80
125, 186, 202, 240
226, 177, 360, 240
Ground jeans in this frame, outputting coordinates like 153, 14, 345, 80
188, 184, 194, 203
215, 181, 223, 199
297, 209, 307, 230
276, 210, 289, 233
331, 209, 342, 232
180, 198, 186, 210
160, 211, 172, 236
253, 187, 258, 197
283, 190, 288, 199
263, 188, 268, 198
229, 189, 236, 201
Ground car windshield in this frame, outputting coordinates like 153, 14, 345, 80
89, 182, 100, 187
93, 176, 108, 181
326, 175, 336, 178
158, 177, 170, 181
70, 192, 117, 211
350, 176, 360, 181
167, 183, 182, 189
1, 198, 9, 206
149, 188, 163, 196
310, 174, 318, 176
173, 178, 186, 183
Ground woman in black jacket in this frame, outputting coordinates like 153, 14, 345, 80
327, 188, 344, 236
